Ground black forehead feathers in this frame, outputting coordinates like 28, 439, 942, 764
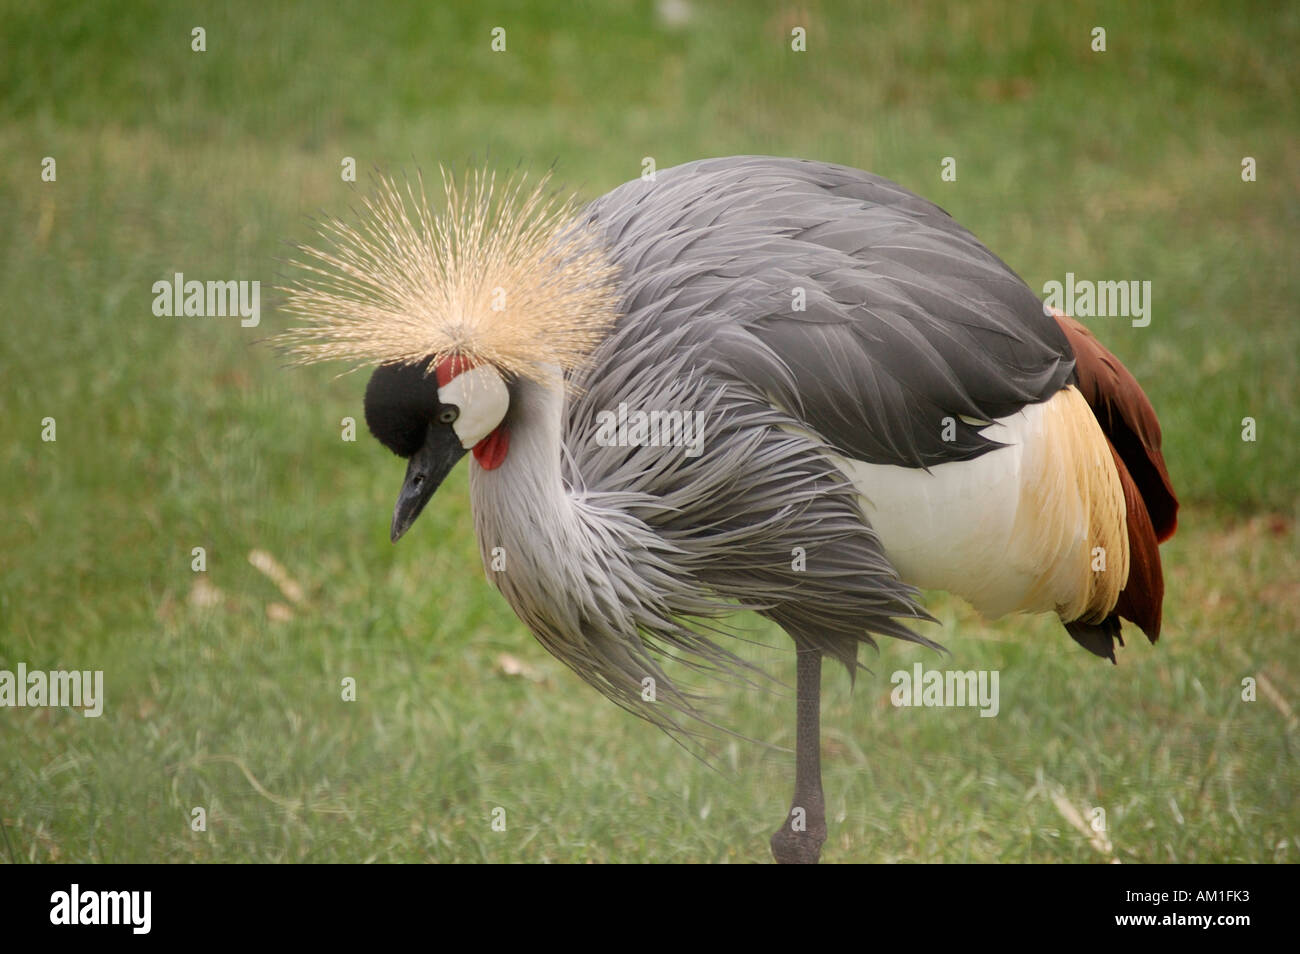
364, 357, 442, 457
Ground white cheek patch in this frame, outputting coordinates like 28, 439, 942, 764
438, 365, 510, 448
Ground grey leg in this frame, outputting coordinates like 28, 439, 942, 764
770, 647, 827, 864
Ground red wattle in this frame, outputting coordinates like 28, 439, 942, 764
473, 426, 510, 470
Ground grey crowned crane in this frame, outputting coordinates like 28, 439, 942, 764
279, 156, 1178, 864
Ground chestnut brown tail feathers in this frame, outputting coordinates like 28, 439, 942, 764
1053, 313, 1179, 660
1055, 315, 1178, 542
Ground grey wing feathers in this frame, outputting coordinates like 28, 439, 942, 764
582, 155, 1075, 468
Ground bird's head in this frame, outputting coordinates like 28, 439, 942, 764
364, 353, 510, 542
274, 166, 620, 540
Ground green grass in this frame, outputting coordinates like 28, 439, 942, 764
1, 0, 1297, 862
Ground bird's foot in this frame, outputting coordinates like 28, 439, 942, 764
770, 810, 827, 864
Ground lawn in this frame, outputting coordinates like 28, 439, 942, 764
1, 0, 1296, 862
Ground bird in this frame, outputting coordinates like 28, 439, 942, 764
277, 156, 1179, 864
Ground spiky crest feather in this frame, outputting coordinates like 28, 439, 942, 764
275, 168, 621, 384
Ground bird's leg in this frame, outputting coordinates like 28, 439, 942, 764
770, 647, 827, 864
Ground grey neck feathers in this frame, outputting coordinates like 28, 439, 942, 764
466, 370, 734, 731
468, 371, 641, 655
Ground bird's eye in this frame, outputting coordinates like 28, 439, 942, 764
438, 407, 459, 425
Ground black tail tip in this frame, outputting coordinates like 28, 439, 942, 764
1065, 615, 1125, 664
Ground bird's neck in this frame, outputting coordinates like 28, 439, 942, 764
466, 365, 674, 662
469, 367, 566, 513
466, 369, 583, 606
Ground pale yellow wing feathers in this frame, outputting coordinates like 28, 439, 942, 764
1013, 386, 1128, 622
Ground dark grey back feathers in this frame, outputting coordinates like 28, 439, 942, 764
582, 156, 1075, 468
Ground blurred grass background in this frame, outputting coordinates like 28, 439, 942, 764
1, 0, 1296, 862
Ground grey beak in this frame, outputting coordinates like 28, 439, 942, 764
390, 425, 469, 542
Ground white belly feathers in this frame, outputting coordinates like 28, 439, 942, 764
833, 386, 1129, 623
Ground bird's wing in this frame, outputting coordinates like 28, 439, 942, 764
581, 156, 1075, 468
